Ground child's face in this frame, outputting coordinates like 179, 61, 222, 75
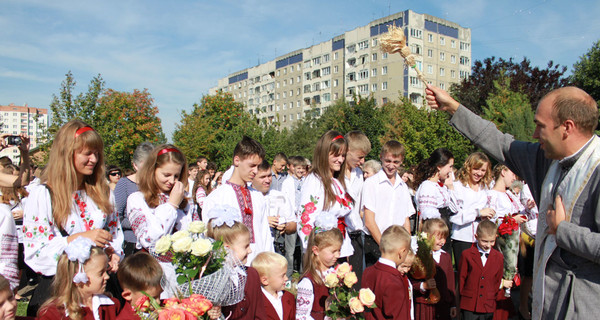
381, 152, 403, 177
313, 243, 341, 270
227, 233, 252, 264
363, 168, 376, 179
155, 161, 183, 193
476, 233, 497, 251
294, 166, 307, 178
0, 289, 16, 320
398, 256, 415, 275
431, 233, 446, 251
346, 149, 367, 169
233, 155, 262, 183
264, 264, 288, 292
80, 254, 110, 297
129, 285, 162, 307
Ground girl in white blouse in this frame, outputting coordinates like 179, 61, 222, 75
298, 130, 354, 257
23, 120, 123, 316
126, 144, 197, 298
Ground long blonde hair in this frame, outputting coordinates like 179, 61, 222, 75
311, 130, 348, 210
137, 144, 188, 209
302, 228, 343, 286
41, 120, 112, 228
39, 246, 107, 320
456, 152, 492, 188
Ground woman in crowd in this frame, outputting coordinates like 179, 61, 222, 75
106, 165, 122, 191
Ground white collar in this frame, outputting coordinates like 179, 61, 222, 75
261, 287, 283, 300
378, 257, 397, 269
476, 244, 490, 255
560, 136, 594, 163
65, 294, 114, 320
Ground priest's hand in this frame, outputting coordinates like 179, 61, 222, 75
425, 84, 460, 115
547, 195, 566, 235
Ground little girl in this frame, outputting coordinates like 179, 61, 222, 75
0, 275, 17, 320
486, 164, 528, 225
398, 250, 416, 320
296, 213, 343, 320
413, 218, 456, 320
205, 205, 264, 320
126, 144, 198, 298
38, 236, 120, 320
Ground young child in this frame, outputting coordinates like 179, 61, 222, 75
0, 275, 17, 320
280, 155, 307, 276
413, 219, 456, 320
361, 225, 411, 320
116, 252, 163, 320
205, 205, 266, 320
458, 220, 505, 320
398, 250, 416, 320
252, 252, 296, 320
296, 213, 343, 320
38, 236, 120, 320
362, 160, 381, 179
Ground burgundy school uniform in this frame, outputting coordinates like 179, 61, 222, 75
116, 301, 141, 320
412, 251, 456, 320
262, 290, 296, 320
301, 273, 329, 320
362, 262, 410, 320
222, 266, 267, 320
458, 245, 503, 314
37, 296, 121, 320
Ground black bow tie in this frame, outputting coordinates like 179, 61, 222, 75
480, 252, 489, 258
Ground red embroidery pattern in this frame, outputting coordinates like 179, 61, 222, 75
73, 192, 93, 231
226, 182, 255, 243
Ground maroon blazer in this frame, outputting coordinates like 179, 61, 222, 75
116, 301, 141, 320
458, 245, 503, 313
262, 290, 296, 320
362, 262, 410, 320
222, 266, 267, 320
38, 297, 121, 320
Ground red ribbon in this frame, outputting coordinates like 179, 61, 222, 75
337, 217, 346, 238
331, 135, 344, 142
157, 148, 180, 156
74, 126, 93, 138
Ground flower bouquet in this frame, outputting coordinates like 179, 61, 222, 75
155, 220, 246, 306
134, 293, 213, 320
496, 215, 520, 297
410, 232, 440, 304
324, 262, 377, 320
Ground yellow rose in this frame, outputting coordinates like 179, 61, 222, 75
343, 271, 358, 288
171, 230, 190, 242
172, 236, 193, 253
190, 239, 212, 257
335, 262, 352, 278
359, 288, 376, 308
188, 221, 206, 234
324, 272, 339, 288
154, 235, 172, 254
348, 297, 364, 314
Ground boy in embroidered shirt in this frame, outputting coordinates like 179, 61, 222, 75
361, 225, 411, 320
116, 252, 163, 320
252, 252, 296, 320
203, 136, 272, 264
458, 220, 510, 320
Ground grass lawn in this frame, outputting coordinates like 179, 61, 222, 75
17, 301, 27, 317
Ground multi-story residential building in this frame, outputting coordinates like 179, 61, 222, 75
0, 104, 48, 163
210, 10, 471, 128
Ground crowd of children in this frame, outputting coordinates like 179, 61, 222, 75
0, 120, 540, 320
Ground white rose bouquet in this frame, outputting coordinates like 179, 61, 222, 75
325, 262, 377, 319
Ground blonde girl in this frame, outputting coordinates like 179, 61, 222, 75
126, 144, 197, 298
38, 237, 119, 320
0, 275, 17, 320
487, 164, 528, 224
298, 130, 354, 257
192, 169, 213, 216
450, 152, 495, 267
296, 213, 344, 320
24, 120, 123, 316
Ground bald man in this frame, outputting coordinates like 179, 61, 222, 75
426, 85, 600, 320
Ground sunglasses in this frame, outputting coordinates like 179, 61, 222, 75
109, 171, 121, 176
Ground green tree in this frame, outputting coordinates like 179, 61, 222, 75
482, 77, 535, 142
570, 39, 600, 106
381, 98, 474, 167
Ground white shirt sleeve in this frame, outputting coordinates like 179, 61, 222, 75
416, 182, 441, 219
297, 174, 325, 249
281, 176, 297, 212
449, 185, 483, 226
0, 206, 19, 289
295, 277, 315, 320
126, 192, 178, 249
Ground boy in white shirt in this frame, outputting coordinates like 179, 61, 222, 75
362, 140, 415, 266
252, 252, 296, 320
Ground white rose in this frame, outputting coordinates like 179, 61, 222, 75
359, 288, 376, 307
190, 239, 212, 257
171, 230, 190, 242
335, 262, 352, 278
343, 272, 358, 288
324, 272, 339, 288
348, 297, 364, 314
154, 235, 172, 254
188, 221, 206, 234
172, 236, 193, 253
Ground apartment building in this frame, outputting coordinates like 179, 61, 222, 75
210, 10, 471, 128
0, 104, 48, 163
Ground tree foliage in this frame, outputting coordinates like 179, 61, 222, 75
571, 39, 600, 102
482, 77, 535, 142
450, 57, 569, 115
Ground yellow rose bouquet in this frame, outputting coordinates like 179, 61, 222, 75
325, 262, 377, 319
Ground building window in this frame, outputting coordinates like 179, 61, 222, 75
428, 34, 433, 42
427, 49, 433, 58
382, 82, 388, 90
372, 53, 377, 61
460, 70, 469, 79
304, 85, 311, 93
372, 38, 378, 46
290, 65, 294, 72
347, 72, 356, 81
324, 54, 330, 62
372, 68, 377, 76
322, 80, 331, 88
410, 76, 422, 88
382, 66, 388, 75
290, 78, 294, 84
440, 68, 445, 76
290, 90, 294, 96
283, 103, 287, 110
322, 66, 331, 75
440, 52, 445, 61
305, 72, 311, 81
358, 40, 369, 50
372, 84, 377, 92
323, 93, 331, 102
358, 84, 369, 94
358, 69, 369, 80
290, 114, 294, 121
334, 52, 339, 60
451, 55, 456, 64
277, 70, 280, 77
440, 82, 446, 90
451, 40, 456, 48
410, 28, 422, 39
427, 65, 433, 74
283, 80, 287, 87
411, 44, 421, 55
313, 57, 321, 65
382, 52, 388, 59
460, 42, 470, 51
440, 37, 445, 45
460, 56, 470, 65
283, 68, 287, 75
334, 66, 339, 73
304, 60, 311, 68
283, 91, 287, 98
334, 79, 339, 87
347, 44, 356, 53
451, 70, 456, 78
297, 76, 301, 82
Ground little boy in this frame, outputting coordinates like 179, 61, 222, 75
252, 252, 296, 320
458, 220, 506, 320
116, 252, 164, 320
398, 250, 416, 320
362, 225, 411, 320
